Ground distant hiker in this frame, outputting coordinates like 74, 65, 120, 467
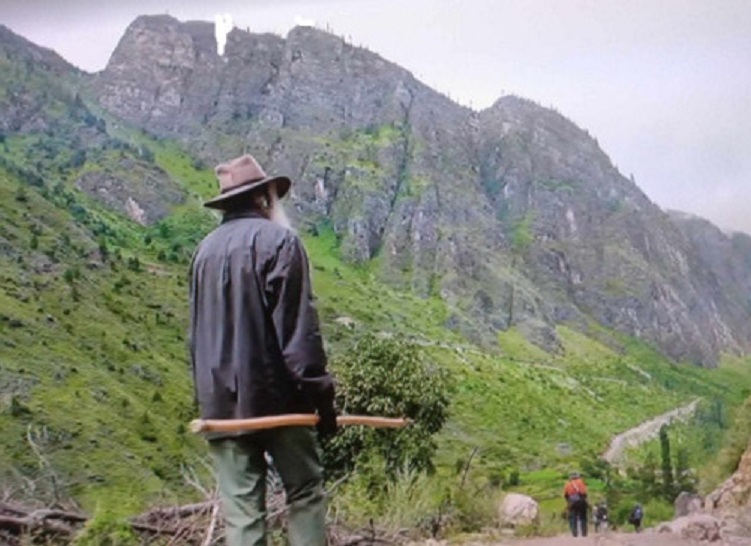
629, 503, 644, 533
593, 501, 608, 533
189, 155, 337, 546
563, 472, 588, 537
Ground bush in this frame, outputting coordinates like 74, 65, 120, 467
138, 146, 154, 163
324, 334, 452, 479
330, 464, 443, 533
448, 483, 500, 533
73, 510, 139, 545
69, 149, 86, 168
14, 186, 28, 203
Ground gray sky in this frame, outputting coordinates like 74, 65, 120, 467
4, 0, 750, 235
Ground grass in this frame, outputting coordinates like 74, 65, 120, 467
0, 165, 205, 513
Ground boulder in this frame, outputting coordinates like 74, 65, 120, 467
674, 491, 704, 517
658, 513, 721, 542
497, 493, 539, 528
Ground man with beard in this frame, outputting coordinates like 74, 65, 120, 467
189, 154, 337, 546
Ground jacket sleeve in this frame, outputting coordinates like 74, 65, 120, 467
187, 251, 199, 407
265, 233, 335, 413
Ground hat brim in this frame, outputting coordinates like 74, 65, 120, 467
203, 176, 291, 210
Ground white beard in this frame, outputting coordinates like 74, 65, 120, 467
267, 185, 294, 231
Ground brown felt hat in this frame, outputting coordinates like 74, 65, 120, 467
204, 154, 291, 209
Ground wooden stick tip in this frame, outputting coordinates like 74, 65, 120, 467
189, 419, 205, 434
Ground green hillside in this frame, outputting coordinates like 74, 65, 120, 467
2, 134, 751, 519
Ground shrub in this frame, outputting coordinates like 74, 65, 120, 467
324, 334, 452, 479
126, 256, 141, 272
73, 510, 139, 545
14, 186, 28, 203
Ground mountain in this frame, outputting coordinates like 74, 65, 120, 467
1, 16, 751, 516
89, 14, 751, 366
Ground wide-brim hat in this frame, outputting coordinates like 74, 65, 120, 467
204, 154, 291, 209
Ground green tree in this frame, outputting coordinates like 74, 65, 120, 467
138, 145, 155, 163
324, 334, 452, 479
581, 453, 613, 483
659, 425, 675, 500
674, 446, 696, 494
69, 149, 87, 168
506, 212, 535, 325
127, 256, 141, 272
14, 186, 28, 203
510, 214, 534, 253
63, 267, 80, 283
637, 450, 659, 498
98, 236, 109, 262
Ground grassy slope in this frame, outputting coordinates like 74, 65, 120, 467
0, 163, 201, 512
2, 130, 751, 520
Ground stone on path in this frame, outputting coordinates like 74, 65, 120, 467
497, 493, 539, 529
657, 513, 721, 542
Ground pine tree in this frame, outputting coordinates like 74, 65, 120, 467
639, 450, 659, 497
659, 425, 675, 500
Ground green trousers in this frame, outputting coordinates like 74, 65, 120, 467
208, 427, 327, 546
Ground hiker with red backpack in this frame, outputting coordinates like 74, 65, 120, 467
564, 472, 589, 537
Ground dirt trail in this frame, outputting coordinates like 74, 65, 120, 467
489, 531, 702, 545
602, 399, 701, 465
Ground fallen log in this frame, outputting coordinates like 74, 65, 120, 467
136, 501, 214, 521
0, 513, 73, 536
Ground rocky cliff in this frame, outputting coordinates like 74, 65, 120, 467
85, 15, 751, 364
705, 437, 751, 544
0, 24, 185, 224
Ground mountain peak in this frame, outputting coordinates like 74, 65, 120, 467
0, 24, 77, 74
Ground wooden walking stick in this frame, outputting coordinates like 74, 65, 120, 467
190, 414, 410, 434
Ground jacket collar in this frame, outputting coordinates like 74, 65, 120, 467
221, 210, 267, 224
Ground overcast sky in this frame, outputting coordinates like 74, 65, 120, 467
4, 0, 750, 235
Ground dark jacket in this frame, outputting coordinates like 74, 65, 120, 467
189, 210, 334, 426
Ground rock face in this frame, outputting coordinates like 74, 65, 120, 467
478, 99, 751, 365
81, 15, 751, 362
674, 491, 703, 518
0, 24, 184, 225
706, 439, 751, 513
74, 160, 185, 225
497, 493, 539, 528
704, 439, 751, 544
0, 25, 80, 133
